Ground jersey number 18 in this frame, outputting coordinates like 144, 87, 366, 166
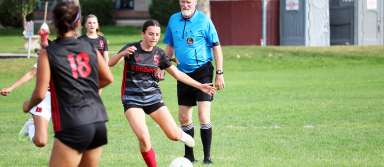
67, 52, 92, 79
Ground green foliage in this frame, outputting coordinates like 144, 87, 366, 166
149, 0, 179, 26
0, 0, 22, 27
0, 0, 37, 28
80, 0, 114, 25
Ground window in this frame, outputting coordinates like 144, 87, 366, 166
115, 0, 134, 10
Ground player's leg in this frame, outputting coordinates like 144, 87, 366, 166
197, 101, 213, 164
149, 105, 194, 147
78, 122, 107, 167
30, 91, 51, 147
49, 139, 82, 167
32, 115, 49, 147
125, 107, 156, 167
78, 147, 103, 167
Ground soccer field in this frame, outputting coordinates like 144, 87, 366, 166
1, 29, 384, 166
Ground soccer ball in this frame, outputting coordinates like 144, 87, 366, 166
169, 157, 193, 167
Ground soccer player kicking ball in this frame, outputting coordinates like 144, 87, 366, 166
109, 19, 216, 167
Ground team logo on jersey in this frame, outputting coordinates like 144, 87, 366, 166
99, 40, 104, 48
153, 54, 160, 65
135, 54, 142, 63
187, 37, 194, 45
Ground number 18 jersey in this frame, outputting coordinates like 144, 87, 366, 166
46, 37, 107, 133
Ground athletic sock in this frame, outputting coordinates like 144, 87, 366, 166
141, 148, 157, 167
181, 124, 195, 162
200, 123, 212, 161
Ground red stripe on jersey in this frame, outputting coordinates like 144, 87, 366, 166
121, 62, 128, 98
49, 81, 61, 132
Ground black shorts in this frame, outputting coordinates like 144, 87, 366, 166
123, 102, 165, 115
54, 122, 107, 153
177, 62, 214, 106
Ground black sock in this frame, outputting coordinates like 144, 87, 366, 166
181, 124, 195, 161
200, 123, 212, 161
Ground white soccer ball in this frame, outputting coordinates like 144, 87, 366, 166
169, 157, 193, 167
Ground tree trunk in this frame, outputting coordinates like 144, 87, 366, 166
197, 0, 210, 17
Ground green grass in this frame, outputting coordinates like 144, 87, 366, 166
1, 27, 384, 166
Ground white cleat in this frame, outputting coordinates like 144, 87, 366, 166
180, 130, 195, 147
18, 118, 35, 141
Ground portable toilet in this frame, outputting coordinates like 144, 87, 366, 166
330, 0, 384, 45
356, 0, 384, 45
329, 0, 355, 45
280, 0, 330, 46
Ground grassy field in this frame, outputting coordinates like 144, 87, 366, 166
1, 27, 384, 166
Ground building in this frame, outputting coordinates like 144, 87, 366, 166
34, 0, 151, 26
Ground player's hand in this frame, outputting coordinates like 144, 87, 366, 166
38, 23, 50, 48
121, 46, 137, 57
200, 83, 216, 96
22, 100, 31, 113
215, 74, 225, 90
0, 87, 12, 96
154, 69, 165, 81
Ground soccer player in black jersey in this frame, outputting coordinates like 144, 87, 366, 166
109, 19, 216, 167
79, 14, 109, 94
22, 2, 113, 167
79, 14, 109, 63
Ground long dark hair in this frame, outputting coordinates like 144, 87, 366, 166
53, 2, 81, 37
142, 19, 161, 33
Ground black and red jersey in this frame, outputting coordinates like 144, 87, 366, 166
79, 35, 108, 57
119, 42, 172, 107
46, 37, 107, 132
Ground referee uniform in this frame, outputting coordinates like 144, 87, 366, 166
164, 10, 221, 163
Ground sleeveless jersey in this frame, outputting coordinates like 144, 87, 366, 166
46, 37, 107, 132
120, 42, 172, 106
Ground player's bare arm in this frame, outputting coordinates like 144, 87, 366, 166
0, 68, 37, 96
166, 65, 216, 96
108, 46, 137, 67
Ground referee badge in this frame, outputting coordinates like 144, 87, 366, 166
187, 37, 194, 45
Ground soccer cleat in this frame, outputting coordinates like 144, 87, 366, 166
203, 158, 213, 165
184, 155, 197, 163
179, 130, 195, 147
18, 118, 35, 141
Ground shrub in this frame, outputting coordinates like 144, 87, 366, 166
149, 0, 179, 26
80, 0, 114, 25
0, 0, 24, 27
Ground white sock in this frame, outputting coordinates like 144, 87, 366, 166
27, 122, 35, 140
179, 130, 195, 147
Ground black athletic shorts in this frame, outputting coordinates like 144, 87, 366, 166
177, 62, 214, 106
123, 102, 165, 115
54, 121, 107, 153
